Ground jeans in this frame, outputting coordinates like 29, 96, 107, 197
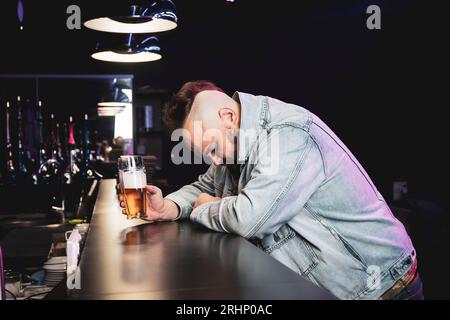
390, 272, 424, 300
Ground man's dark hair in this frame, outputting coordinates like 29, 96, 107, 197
163, 80, 224, 134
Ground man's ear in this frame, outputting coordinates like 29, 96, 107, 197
218, 108, 237, 127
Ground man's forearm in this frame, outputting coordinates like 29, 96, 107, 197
164, 164, 218, 220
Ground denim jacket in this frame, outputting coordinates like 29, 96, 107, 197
166, 92, 416, 300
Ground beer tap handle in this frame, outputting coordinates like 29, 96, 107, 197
51, 205, 66, 224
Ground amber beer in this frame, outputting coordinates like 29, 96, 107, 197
123, 186, 146, 219
118, 156, 147, 219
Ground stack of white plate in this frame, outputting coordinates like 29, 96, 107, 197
43, 256, 66, 287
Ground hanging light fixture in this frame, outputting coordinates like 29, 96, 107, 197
98, 106, 127, 117
84, 1, 177, 34
92, 34, 162, 63
17, 0, 25, 30
98, 78, 132, 116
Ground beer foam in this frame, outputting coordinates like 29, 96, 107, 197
121, 171, 147, 189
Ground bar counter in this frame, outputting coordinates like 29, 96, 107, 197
63, 179, 335, 300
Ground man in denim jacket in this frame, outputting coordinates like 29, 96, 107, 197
120, 81, 422, 300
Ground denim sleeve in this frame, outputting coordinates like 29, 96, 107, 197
190, 126, 326, 239
165, 164, 217, 220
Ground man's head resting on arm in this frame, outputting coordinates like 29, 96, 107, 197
163, 81, 241, 166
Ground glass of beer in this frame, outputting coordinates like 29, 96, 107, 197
118, 156, 147, 219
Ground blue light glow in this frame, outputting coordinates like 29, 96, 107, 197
17, 0, 24, 23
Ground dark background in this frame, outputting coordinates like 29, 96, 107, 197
0, 0, 448, 298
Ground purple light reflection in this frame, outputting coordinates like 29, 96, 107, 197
17, 0, 24, 23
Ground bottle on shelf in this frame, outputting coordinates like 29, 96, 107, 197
56, 122, 65, 163
90, 129, 99, 161
66, 116, 81, 179
37, 113, 63, 185
5, 101, 17, 186
80, 114, 102, 180
48, 113, 58, 161
24, 98, 37, 171
32, 100, 47, 184
62, 116, 82, 217
61, 121, 69, 168
16, 96, 32, 185
81, 114, 90, 179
